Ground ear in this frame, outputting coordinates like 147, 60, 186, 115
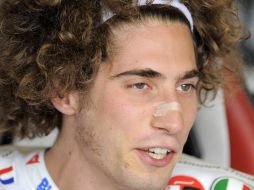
51, 92, 80, 116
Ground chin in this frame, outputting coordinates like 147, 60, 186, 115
116, 166, 172, 190
119, 178, 168, 190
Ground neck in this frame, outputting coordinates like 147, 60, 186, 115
44, 116, 124, 190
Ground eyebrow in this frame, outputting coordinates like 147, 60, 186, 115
111, 68, 200, 80
111, 68, 163, 79
178, 70, 201, 81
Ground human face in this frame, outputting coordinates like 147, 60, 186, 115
75, 21, 198, 190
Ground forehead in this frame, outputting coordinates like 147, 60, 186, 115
117, 21, 192, 53
105, 21, 196, 77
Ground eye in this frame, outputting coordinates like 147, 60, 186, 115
131, 82, 149, 90
176, 83, 196, 93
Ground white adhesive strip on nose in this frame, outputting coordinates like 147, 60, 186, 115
153, 101, 182, 117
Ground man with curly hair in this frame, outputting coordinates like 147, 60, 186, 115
0, 0, 252, 190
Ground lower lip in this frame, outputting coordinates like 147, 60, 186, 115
136, 149, 174, 167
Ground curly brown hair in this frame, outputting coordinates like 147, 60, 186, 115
0, 0, 246, 138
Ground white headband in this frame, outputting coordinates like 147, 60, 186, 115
102, 0, 194, 31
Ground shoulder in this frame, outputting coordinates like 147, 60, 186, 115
0, 145, 46, 190
0, 146, 24, 189
167, 154, 254, 190
0, 145, 38, 167
0, 146, 22, 175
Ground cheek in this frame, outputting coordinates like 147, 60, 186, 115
100, 95, 152, 138
179, 97, 198, 141
182, 96, 198, 126
185, 106, 197, 127
107, 101, 149, 128
100, 86, 146, 120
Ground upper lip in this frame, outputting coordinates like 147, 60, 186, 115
136, 142, 180, 153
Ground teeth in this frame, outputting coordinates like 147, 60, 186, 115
148, 152, 166, 159
147, 148, 171, 160
148, 148, 170, 154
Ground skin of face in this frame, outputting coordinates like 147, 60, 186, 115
62, 20, 198, 190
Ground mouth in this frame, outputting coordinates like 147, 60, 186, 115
147, 147, 171, 160
136, 147, 176, 167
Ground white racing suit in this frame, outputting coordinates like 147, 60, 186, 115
0, 146, 57, 190
0, 146, 253, 190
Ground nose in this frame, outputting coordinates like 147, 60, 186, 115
151, 109, 184, 135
